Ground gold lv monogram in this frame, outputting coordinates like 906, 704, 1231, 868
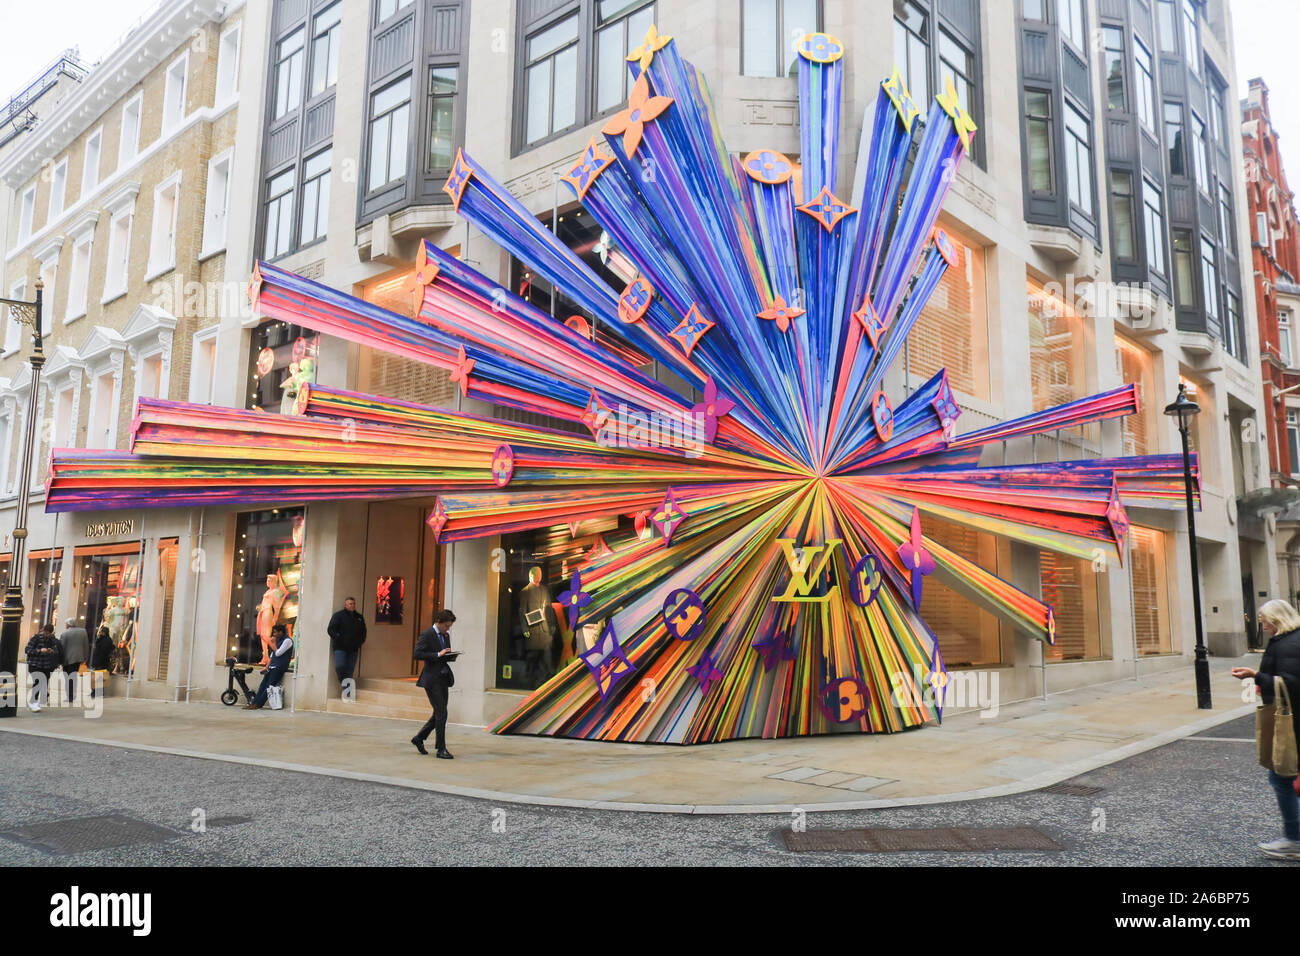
772, 539, 843, 604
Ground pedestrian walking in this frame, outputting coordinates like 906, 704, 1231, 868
411, 609, 458, 758
327, 596, 366, 693
245, 624, 294, 710
58, 618, 89, 706
23, 624, 61, 712
89, 618, 114, 699
1233, 598, 1300, 860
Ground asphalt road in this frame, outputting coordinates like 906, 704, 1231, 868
0, 714, 1290, 866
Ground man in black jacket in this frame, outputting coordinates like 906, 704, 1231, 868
327, 597, 366, 695
411, 609, 457, 759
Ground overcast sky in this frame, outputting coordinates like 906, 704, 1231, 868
0, 0, 1297, 187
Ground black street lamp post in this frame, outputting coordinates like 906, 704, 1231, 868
1164, 382, 1212, 709
0, 279, 43, 718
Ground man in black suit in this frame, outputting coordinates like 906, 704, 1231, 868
411, 609, 457, 758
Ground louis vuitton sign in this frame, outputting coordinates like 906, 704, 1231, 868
85, 519, 134, 539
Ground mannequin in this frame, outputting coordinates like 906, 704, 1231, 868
280, 356, 316, 415
519, 566, 558, 683
256, 572, 287, 665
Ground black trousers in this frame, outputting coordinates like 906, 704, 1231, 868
416, 680, 448, 751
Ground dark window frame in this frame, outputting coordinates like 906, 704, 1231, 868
1102, 25, 1126, 112
1142, 176, 1167, 276
1025, 87, 1055, 196
740, 0, 822, 80
255, 0, 341, 263
512, 1, 659, 156
1109, 169, 1137, 263
357, 0, 471, 225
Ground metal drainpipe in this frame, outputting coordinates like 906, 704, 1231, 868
289, 505, 307, 715
183, 509, 205, 703
42, 509, 57, 625
127, 512, 145, 701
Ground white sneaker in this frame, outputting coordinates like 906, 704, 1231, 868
1258, 838, 1300, 860
28, 701, 40, 713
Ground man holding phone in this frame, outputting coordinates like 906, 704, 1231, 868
411, 609, 458, 758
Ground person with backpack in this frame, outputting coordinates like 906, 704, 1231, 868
23, 624, 62, 712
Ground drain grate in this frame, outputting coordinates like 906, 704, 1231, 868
1041, 782, 1104, 797
202, 815, 253, 828
0, 814, 182, 855
783, 826, 1062, 853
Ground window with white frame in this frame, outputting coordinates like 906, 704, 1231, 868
1281, 309, 1294, 366
18, 187, 35, 244
148, 173, 181, 278
162, 53, 189, 133
82, 129, 102, 197
4, 280, 25, 355
216, 23, 242, 103
104, 208, 133, 301
135, 350, 166, 402
299, 148, 331, 246
1289, 409, 1300, 475
52, 386, 76, 450
189, 328, 218, 404
88, 369, 117, 449
38, 256, 57, 336
48, 159, 68, 222
67, 232, 93, 322
119, 94, 142, 168
201, 151, 232, 256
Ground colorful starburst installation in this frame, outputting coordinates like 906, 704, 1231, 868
46, 30, 1199, 744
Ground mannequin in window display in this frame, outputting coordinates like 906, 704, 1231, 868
106, 596, 132, 674
279, 355, 316, 415
256, 572, 287, 665
519, 566, 558, 684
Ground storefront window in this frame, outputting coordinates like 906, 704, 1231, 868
918, 515, 1009, 667
495, 516, 626, 690
246, 319, 320, 414
1040, 550, 1103, 661
1028, 276, 1095, 445
75, 542, 144, 677
228, 507, 306, 665
29, 550, 63, 634
1115, 337, 1157, 455
910, 218, 990, 400
1129, 526, 1171, 655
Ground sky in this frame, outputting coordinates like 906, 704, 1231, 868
0, 0, 1297, 184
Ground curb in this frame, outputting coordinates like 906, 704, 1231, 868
0, 702, 1256, 815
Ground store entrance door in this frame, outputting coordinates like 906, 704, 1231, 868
356, 501, 443, 681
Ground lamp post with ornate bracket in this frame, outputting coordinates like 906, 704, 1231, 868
0, 279, 43, 718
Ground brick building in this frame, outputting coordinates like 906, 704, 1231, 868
1242, 77, 1300, 605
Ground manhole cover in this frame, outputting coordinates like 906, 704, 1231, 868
0, 814, 182, 855
203, 816, 253, 828
1041, 782, 1104, 797
782, 827, 1062, 853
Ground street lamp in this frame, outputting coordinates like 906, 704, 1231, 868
0, 279, 43, 718
1163, 382, 1211, 709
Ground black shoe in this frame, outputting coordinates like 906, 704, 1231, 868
436, 749, 454, 759
411, 736, 428, 755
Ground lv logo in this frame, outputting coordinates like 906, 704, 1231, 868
771, 539, 843, 604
